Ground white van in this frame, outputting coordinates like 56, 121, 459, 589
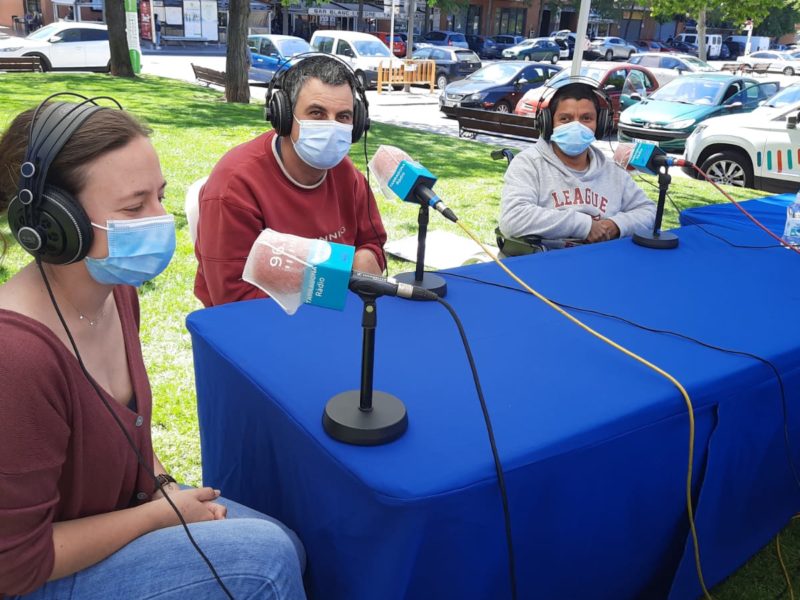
309, 30, 394, 89
676, 33, 722, 59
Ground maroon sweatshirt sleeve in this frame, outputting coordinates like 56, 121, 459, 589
0, 324, 71, 595
195, 184, 268, 308
352, 171, 387, 272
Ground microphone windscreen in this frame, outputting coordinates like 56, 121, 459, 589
368, 145, 413, 199
613, 143, 636, 171
243, 229, 331, 315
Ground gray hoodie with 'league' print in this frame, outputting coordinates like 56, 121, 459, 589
499, 138, 656, 246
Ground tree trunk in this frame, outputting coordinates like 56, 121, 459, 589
423, 2, 430, 35
622, 0, 636, 40
226, 0, 251, 103
283, 4, 289, 35
106, 0, 133, 77
357, 0, 364, 31
697, 7, 707, 62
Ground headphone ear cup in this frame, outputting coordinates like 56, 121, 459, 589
9, 186, 93, 265
538, 107, 552, 141
597, 108, 610, 139
352, 97, 368, 143
269, 89, 293, 136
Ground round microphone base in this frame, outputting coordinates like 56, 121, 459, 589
393, 271, 447, 297
323, 391, 408, 446
633, 231, 679, 250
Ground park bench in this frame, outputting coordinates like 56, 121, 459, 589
191, 63, 226, 88
0, 56, 42, 72
443, 106, 540, 142
162, 35, 215, 47
751, 62, 772, 76
721, 63, 745, 74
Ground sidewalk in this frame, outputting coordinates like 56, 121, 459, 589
368, 87, 440, 107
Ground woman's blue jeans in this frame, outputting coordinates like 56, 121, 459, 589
12, 494, 306, 599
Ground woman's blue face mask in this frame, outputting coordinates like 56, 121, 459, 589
550, 121, 596, 156
84, 214, 176, 287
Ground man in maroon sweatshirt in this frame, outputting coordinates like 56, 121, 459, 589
194, 55, 387, 307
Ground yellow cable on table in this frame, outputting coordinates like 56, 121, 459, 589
457, 221, 713, 600
777, 534, 795, 600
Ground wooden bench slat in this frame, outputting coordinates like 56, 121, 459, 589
0, 56, 42, 72
191, 63, 226, 88
444, 106, 539, 141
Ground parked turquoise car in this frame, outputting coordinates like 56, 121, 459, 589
617, 73, 780, 152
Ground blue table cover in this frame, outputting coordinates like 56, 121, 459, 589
187, 225, 800, 600
679, 193, 793, 236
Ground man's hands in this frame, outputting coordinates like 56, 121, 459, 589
586, 219, 620, 243
353, 248, 382, 275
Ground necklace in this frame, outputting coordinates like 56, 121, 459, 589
46, 270, 109, 326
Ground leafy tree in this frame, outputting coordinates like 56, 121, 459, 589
226, 0, 250, 103
648, 0, 794, 59
754, 3, 800, 39
105, 0, 134, 77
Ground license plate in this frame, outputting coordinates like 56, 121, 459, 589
632, 137, 658, 147
443, 100, 457, 107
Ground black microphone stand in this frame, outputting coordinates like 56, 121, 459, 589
323, 291, 408, 445
393, 204, 448, 297
633, 166, 679, 249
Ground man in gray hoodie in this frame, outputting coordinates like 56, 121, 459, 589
499, 82, 655, 249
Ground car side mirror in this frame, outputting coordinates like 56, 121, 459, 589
49, 36, 61, 43
788, 115, 798, 129
726, 101, 743, 110
517, 78, 528, 86
269, 52, 278, 57
629, 93, 642, 101
604, 84, 616, 91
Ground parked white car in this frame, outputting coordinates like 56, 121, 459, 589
0, 22, 110, 72
586, 37, 639, 61
628, 52, 717, 73
737, 51, 800, 76
683, 84, 800, 192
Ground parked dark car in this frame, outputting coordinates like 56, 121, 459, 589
634, 40, 673, 53
419, 30, 468, 49
482, 34, 526, 59
666, 40, 699, 56
439, 61, 561, 113
723, 39, 744, 58
412, 46, 482, 89
502, 38, 560, 64
465, 34, 486, 56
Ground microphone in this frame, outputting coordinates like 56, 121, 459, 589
368, 145, 458, 223
614, 142, 690, 175
242, 229, 437, 314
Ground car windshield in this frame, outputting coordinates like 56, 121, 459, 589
27, 23, 62, 40
679, 56, 716, 71
275, 38, 310, 56
455, 50, 479, 62
548, 67, 605, 86
764, 84, 800, 107
353, 40, 391, 57
649, 78, 725, 104
515, 40, 536, 48
467, 63, 522, 82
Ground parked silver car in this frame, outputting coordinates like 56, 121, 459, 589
587, 37, 638, 61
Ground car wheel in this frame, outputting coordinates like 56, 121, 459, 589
700, 150, 753, 188
354, 70, 367, 90
495, 101, 511, 113
628, 51, 634, 59
24, 52, 50, 72
605, 50, 614, 61
550, 54, 558, 64
523, 54, 531, 62
784, 66, 795, 76
436, 73, 448, 90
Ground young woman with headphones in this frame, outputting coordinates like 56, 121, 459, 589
0, 95, 305, 599
498, 78, 656, 251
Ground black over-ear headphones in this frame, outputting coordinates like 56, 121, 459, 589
534, 77, 613, 142
265, 52, 370, 143
8, 93, 122, 265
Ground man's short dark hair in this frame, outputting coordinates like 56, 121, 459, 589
550, 82, 600, 116
282, 55, 356, 108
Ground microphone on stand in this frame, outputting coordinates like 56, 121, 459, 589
614, 142, 691, 249
243, 229, 440, 445
368, 145, 456, 297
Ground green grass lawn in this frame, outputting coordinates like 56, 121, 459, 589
0, 73, 797, 598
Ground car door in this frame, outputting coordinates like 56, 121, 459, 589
259, 38, 282, 77
335, 39, 357, 68
600, 68, 630, 123
430, 48, 451, 78
619, 69, 656, 111
80, 28, 109, 68
49, 27, 85, 68
511, 65, 546, 106
759, 105, 800, 187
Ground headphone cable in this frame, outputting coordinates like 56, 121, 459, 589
36, 259, 235, 600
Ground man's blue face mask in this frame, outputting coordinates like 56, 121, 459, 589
292, 116, 353, 170
550, 121, 596, 157
84, 214, 176, 287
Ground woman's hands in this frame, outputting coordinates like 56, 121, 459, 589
151, 487, 227, 528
